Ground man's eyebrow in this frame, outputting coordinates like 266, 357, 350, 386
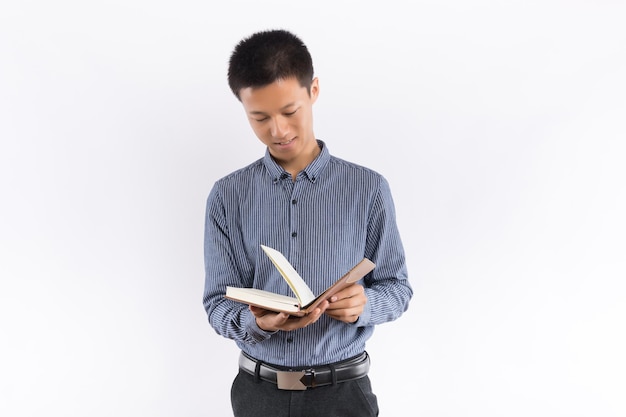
248, 103, 298, 115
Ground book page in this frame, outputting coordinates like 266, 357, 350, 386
260, 245, 316, 305
225, 287, 302, 314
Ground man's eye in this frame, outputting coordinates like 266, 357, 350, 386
255, 117, 269, 122
285, 110, 297, 116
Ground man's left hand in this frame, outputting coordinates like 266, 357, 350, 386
325, 283, 366, 323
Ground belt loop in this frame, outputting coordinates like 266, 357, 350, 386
254, 359, 262, 383
328, 364, 337, 385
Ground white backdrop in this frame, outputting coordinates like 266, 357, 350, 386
1, 1, 625, 416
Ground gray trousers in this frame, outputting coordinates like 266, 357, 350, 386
231, 369, 379, 417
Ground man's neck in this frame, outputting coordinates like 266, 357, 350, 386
278, 141, 321, 181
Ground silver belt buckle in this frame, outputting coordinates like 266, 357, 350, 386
276, 369, 314, 390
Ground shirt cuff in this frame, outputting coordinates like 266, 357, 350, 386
245, 310, 277, 342
353, 292, 372, 326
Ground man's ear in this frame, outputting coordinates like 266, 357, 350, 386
310, 77, 320, 103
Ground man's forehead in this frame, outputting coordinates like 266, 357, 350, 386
239, 80, 307, 113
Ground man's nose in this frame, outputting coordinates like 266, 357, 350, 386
270, 116, 288, 139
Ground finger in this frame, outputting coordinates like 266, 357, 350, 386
280, 307, 325, 331
330, 285, 364, 303
327, 296, 361, 310
326, 309, 360, 323
249, 306, 270, 317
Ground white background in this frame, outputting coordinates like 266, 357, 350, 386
1, 1, 625, 416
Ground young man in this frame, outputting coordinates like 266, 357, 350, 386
203, 29, 412, 416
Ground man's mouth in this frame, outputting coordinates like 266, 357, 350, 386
277, 138, 295, 145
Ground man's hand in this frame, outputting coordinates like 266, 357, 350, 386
250, 300, 329, 332
325, 283, 367, 323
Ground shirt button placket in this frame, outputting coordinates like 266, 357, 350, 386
291, 198, 298, 239
289, 182, 301, 263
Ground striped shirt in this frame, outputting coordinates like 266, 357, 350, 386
203, 141, 412, 367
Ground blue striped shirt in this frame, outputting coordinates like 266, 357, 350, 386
203, 141, 412, 367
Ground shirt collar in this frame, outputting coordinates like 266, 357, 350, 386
263, 140, 330, 183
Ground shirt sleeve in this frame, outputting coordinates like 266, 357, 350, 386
202, 183, 274, 344
357, 175, 413, 326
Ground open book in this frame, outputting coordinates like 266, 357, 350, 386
225, 245, 375, 316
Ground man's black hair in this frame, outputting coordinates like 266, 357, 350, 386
227, 29, 314, 100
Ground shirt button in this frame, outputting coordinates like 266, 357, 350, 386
292, 199, 297, 204
291, 232, 297, 237
286, 338, 293, 343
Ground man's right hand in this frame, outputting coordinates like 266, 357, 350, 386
250, 300, 329, 332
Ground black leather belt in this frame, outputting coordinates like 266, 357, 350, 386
238, 351, 370, 390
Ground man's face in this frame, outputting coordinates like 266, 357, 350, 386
239, 77, 319, 171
